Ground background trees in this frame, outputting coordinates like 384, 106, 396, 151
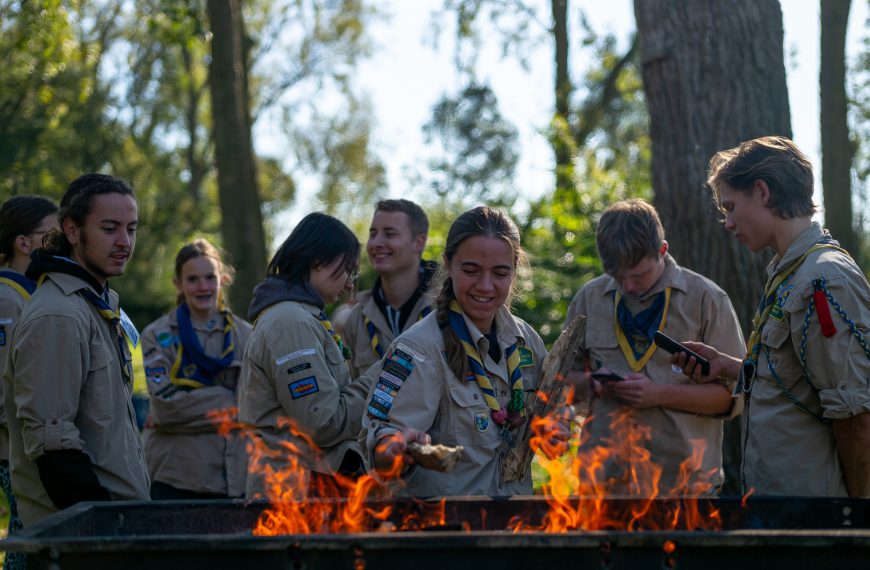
0, 0, 867, 332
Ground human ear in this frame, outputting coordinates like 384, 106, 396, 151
754, 179, 771, 206
63, 219, 80, 245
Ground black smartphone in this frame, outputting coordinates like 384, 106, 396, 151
590, 371, 625, 382
653, 331, 711, 376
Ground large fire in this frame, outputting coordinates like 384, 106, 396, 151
210, 403, 722, 535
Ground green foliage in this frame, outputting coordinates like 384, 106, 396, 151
422, 82, 520, 205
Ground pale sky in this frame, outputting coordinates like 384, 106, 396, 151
268, 0, 869, 244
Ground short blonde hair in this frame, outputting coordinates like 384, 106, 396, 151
596, 199, 664, 276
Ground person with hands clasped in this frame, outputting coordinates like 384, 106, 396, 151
361, 206, 560, 497
564, 199, 744, 495
674, 136, 870, 497
140, 239, 252, 500
240, 213, 375, 499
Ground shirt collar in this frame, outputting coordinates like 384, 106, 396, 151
602, 253, 687, 299
767, 222, 828, 278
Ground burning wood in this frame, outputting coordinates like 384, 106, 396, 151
407, 442, 464, 472
501, 315, 587, 484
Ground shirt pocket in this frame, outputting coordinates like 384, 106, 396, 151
760, 318, 799, 388
445, 379, 493, 447
585, 328, 623, 372
82, 345, 121, 420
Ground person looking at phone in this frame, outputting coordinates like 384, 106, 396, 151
563, 199, 744, 495
674, 137, 870, 498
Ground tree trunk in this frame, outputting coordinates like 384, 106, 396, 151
206, 0, 267, 314
820, 0, 856, 255
551, 0, 572, 194
634, 0, 791, 334
634, 0, 792, 496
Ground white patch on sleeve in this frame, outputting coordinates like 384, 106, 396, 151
276, 348, 316, 365
0, 318, 13, 325
395, 343, 426, 363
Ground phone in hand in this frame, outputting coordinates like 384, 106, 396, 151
653, 331, 711, 376
590, 370, 625, 383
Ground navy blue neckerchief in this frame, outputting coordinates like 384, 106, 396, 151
615, 290, 666, 359
173, 302, 234, 387
0, 270, 37, 297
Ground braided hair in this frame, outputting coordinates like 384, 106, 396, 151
435, 206, 524, 381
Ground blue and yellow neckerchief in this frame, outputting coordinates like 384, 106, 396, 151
78, 288, 134, 384
448, 300, 524, 427
319, 311, 352, 360
365, 305, 432, 358
0, 270, 36, 300
170, 303, 236, 389
613, 288, 671, 372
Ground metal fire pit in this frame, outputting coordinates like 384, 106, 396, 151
3, 496, 870, 569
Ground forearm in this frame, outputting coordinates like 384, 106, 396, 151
833, 413, 870, 497
655, 383, 733, 415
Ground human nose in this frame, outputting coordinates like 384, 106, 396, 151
724, 213, 736, 232
116, 229, 133, 248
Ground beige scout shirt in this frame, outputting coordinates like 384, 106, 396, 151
140, 309, 252, 496
742, 223, 870, 497
361, 307, 547, 497
239, 300, 376, 499
3, 272, 150, 526
0, 279, 28, 462
564, 255, 744, 494
343, 285, 438, 378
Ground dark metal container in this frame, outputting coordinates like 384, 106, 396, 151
3, 496, 870, 570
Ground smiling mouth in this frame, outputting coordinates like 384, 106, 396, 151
470, 295, 494, 304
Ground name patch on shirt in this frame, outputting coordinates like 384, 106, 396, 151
276, 348, 316, 365
289, 376, 319, 399
287, 362, 312, 375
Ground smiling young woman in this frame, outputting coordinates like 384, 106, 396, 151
139, 238, 253, 500
361, 206, 560, 497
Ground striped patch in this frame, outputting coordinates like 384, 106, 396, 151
289, 376, 319, 399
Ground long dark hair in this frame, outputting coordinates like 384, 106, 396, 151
268, 212, 359, 284
0, 195, 58, 263
43, 173, 135, 257
435, 206, 524, 380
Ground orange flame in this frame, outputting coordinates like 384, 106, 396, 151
209, 402, 723, 535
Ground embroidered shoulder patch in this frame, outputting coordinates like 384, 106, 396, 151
518, 347, 535, 368
145, 366, 166, 383
156, 332, 175, 348
367, 348, 416, 420
289, 376, 319, 399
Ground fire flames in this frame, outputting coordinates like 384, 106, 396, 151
210, 403, 723, 535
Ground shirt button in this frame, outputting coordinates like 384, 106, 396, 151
51, 420, 57, 425
473, 394, 479, 400
501, 390, 507, 396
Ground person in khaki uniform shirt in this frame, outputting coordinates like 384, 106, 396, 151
343, 199, 439, 377
240, 213, 376, 499
677, 136, 870, 497
3, 174, 150, 527
565, 199, 743, 495
141, 239, 252, 499
0, 195, 56, 566
362, 206, 560, 497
